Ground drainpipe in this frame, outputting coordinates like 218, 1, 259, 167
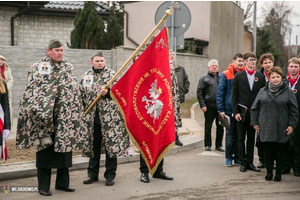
11, 1, 31, 46
123, 9, 139, 46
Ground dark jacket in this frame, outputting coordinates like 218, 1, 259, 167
0, 81, 11, 146
232, 70, 266, 117
283, 77, 300, 137
197, 72, 220, 108
251, 83, 298, 143
260, 67, 269, 82
216, 64, 245, 115
175, 65, 190, 103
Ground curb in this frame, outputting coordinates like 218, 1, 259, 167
0, 106, 204, 181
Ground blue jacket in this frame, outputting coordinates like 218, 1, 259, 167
216, 64, 245, 115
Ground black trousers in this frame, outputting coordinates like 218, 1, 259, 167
140, 154, 163, 175
283, 133, 300, 172
87, 123, 117, 180
262, 142, 286, 176
37, 168, 69, 191
204, 107, 224, 147
236, 115, 256, 165
256, 139, 265, 164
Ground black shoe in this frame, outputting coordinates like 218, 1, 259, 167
265, 173, 273, 181
274, 175, 281, 182
140, 173, 150, 183
205, 146, 211, 151
257, 162, 265, 168
39, 190, 52, 196
175, 140, 183, 146
153, 171, 173, 180
215, 146, 225, 152
83, 177, 99, 184
294, 170, 300, 177
281, 169, 290, 174
247, 163, 261, 172
55, 186, 75, 192
105, 179, 114, 186
240, 164, 247, 172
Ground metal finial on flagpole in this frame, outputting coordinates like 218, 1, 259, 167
169, 1, 179, 13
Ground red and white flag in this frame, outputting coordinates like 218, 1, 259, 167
111, 27, 175, 174
0, 104, 7, 162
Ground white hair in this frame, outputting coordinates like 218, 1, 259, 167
208, 59, 218, 67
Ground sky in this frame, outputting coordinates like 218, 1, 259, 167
241, 1, 300, 45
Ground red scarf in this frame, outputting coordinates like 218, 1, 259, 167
246, 68, 255, 75
289, 75, 299, 87
264, 71, 269, 81
0, 64, 5, 80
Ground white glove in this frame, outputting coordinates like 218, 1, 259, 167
3, 129, 10, 140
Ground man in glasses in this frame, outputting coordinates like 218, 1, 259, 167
232, 52, 266, 173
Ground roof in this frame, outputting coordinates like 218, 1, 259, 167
44, 1, 110, 13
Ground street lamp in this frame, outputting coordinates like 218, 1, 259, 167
296, 24, 300, 57
289, 24, 300, 59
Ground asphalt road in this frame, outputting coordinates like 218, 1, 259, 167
1, 145, 300, 200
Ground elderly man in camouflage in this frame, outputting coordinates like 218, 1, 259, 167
79, 51, 129, 187
16, 39, 89, 196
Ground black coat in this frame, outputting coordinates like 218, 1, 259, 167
232, 70, 266, 117
197, 72, 220, 108
36, 132, 72, 168
175, 65, 190, 103
0, 81, 11, 146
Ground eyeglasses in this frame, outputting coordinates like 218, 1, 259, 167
246, 59, 257, 62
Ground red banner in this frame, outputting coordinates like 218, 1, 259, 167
0, 104, 7, 162
111, 27, 175, 174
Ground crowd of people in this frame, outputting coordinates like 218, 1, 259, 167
2, 38, 300, 196
197, 51, 300, 182
0, 39, 190, 196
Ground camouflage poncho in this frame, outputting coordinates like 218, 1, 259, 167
170, 62, 182, 130
79, 67, 130, 158
16, 57, 90, 153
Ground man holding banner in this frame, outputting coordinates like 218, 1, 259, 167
79, 51, 130, 186
111, 27, 177, 182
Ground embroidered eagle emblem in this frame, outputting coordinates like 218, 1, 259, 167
142, 79, 164, 121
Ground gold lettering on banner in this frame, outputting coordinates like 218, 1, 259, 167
142, 110, 171, 135
133, 76, 145, 121
163, 78, 173, 110
115, 89, 127, 106
142, 141, 153, 164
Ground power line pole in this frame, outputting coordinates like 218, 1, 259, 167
253, 1, 257, 54
288, 28, 291, 59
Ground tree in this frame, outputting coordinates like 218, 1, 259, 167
261, 1, 293, 67
256, 26, 280, 66
68, 1, 105, 49
104, 2, 124, 49
241, 1, 254, 31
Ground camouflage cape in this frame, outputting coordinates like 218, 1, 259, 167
16, 57, 90, 153
79, 67, 130, 158
170, 62, 182, 130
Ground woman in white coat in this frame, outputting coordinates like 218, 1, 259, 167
0, 55, 14, 125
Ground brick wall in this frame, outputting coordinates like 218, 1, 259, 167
0, 6, 74, 48
0, 45, 209, 117
16, 15, 74, 48
0, 6, 18, 46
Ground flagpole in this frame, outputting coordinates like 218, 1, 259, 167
84, 9, 173, 115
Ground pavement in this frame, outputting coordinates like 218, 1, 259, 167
0, 102, 206, 181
